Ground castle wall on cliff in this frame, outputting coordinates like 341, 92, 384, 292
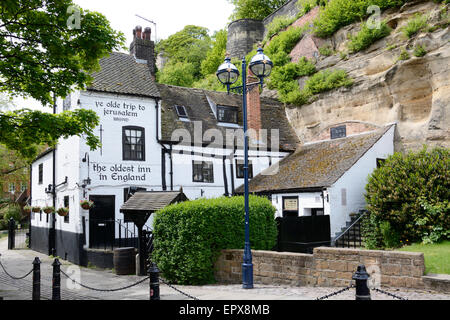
226, 0, 301, 58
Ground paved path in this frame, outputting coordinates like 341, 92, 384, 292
1, 238, 449, 300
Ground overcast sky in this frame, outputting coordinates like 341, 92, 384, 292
8, 0, 234, 110
74, 0, 235, 44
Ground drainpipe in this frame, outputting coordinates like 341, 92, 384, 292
169, 144, 173, 191
50, 93, 57, 256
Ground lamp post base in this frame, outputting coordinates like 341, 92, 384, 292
242, 262, 254, 289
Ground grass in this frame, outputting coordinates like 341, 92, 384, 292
402, 13, 429, 38
397, 241, 450, 275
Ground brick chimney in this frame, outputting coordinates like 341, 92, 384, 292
246, 68, 262, 140
130, 26, 156, 76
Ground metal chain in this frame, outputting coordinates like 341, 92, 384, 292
159, 277, 200, 300
0, 260, 33, 280
60, 269, 150, 292
316, 284, 354, 300
372, 287, 408, 300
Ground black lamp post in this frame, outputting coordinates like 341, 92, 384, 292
216, 48, 273, 289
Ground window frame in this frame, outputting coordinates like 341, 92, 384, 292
217, 105, 238, 124
175, 105, 188, 119
192, 161, 214, 183
63, 195, 69, 223
122, 126, 146, 161
235, 159, 253, 179
38, 163, 43, 185
330, 125, 347, 139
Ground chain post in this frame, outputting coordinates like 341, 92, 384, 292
8, 218, 15, 250
52, 258, 62, 300
32, 257, 41, 300
352, 264, 371, 300
149, 262, 160, 300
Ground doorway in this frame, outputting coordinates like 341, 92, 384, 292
89, 195, 115, 249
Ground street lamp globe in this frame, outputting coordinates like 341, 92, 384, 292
216, 55, 239, 86
249, 47, 273, 79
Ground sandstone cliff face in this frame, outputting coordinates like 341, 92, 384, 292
271, 0, 449, 152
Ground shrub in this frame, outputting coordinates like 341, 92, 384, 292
397, 48, 410, 61
304, 69, 353, 94
265, 15, 296, 41
152, 195, 278, 285
364, 146, 450, 247
313, 0, 408, 38
318, 45, 335, 56
402, 13, 429, 38
413, 44, 427, 57
348, 21, 391, 53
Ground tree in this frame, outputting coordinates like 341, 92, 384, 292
0, 0, 125, 159
200, 29, 228, 77
364, 146, 450, 247
156, 25, 211, 86
228, 0, 287, 20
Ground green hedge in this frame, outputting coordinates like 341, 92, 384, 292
152, 195, 278, 285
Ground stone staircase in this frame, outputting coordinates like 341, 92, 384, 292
332, 210, 366, 248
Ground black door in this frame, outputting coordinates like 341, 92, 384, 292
89, 195, 115, 249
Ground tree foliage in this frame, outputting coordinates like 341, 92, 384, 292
0, 0, 125, 158
364, 146, 450, 248
228, 0, 287, 20
156, 25, 212, 87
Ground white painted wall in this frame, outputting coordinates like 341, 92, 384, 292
328, 126, 395, 237
271, 191, 325, 218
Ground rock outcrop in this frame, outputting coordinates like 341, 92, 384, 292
271, 0, 449, 152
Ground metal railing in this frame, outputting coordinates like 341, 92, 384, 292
333, 210, 367, 248
88, 218, 152, 250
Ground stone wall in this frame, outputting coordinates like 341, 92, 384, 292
227, 19, 265, 59
214, 247, 433, 291
263, 0, 302, 34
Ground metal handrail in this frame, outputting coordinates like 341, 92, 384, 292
333, 210, 367, 244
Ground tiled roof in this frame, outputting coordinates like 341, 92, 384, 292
120, 191, 187, 212
236, 125, 393, 193
157, 84, 299, 152
87, 52, 160, 98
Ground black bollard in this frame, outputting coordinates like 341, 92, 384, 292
32, 257, 41, 300
8, 218, 15, 250
149, 262, 160, 300
352, 264, 371, 300
52, 258, 61, 300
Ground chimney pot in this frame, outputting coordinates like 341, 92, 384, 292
134, 25, 142, 39
143, 27, 151, 40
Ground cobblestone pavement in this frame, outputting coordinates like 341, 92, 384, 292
1, 238, 449, 300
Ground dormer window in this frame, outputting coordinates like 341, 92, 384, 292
217, 106, 237, 124
330, 125, 346, 139
175, 105, 188, 119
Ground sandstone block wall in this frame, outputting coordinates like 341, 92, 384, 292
214, 247, 428, 291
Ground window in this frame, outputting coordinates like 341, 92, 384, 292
20, 182, 27, 192
236, 160, 253, 179
192, 161, 214, 183
175, 105, 188, 119
63, 95, 71, 111
38, 163, 43, 184
376, 158, 386, 168
217, 106, 238, 124
330, 125, 346, 139
8, 183, 15, 194
64, 196, 69, 223
122, 126, 145, 161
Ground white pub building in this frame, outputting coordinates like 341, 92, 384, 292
29, 26, 395, 267
28, 26, 298, 266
